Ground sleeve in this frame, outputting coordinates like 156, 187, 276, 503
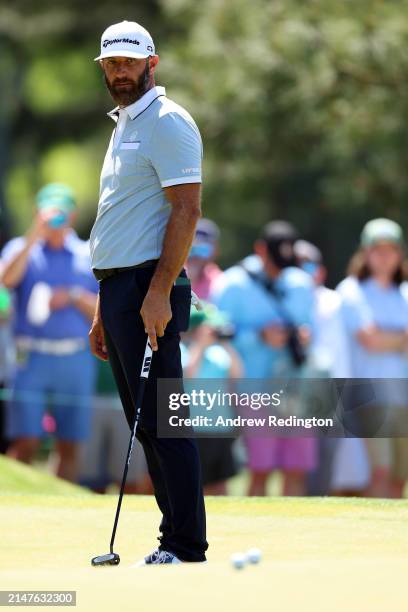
283, 284, 315, 327
1, 237, 26, 264
336, 278, 374, 334
148, 111, 202, 188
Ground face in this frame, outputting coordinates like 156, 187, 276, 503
365, 242, 403, 279
254, 240, 279, 278
101, 55, 159, 106
40, 209, 75, 246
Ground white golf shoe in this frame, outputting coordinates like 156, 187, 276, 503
131, 549, 182, 567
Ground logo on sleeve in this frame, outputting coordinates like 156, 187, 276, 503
182, 168, 200, 174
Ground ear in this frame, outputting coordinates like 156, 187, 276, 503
149, 55, 159, 74
254, 239, 268, 259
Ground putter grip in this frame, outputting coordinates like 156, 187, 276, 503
140, 339, 153, 378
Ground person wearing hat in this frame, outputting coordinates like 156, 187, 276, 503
88, 22, 207, 564
186, 218, 222, 300
211, 221, 317, 496
337, 218, 408, 497
0, 183, 98, 481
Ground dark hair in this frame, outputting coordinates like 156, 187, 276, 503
347, 248, 408, 285
260, 220, 298, 269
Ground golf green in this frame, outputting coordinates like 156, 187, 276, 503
1, 457, 407, 611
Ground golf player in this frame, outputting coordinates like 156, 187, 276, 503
89, 21, 208, 564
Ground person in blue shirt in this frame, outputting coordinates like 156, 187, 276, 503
211, 221, 317, 496
0, 183, 98, 482
337, 218, 408, 498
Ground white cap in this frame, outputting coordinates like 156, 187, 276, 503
94, 21, 155, 61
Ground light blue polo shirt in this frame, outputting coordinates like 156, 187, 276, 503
90, 86, 202, 269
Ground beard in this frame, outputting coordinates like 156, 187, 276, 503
104, 62, 150, 107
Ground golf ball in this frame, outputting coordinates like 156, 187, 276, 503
230, 552, 246, 570
246, 547, 262, 564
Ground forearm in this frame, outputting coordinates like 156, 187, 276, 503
356, 327, 408, 352
376, 330, 408, 352
149, 185, 201, 296
71, 289, 98, 322
93, 293, 101, 323
1, 242, 32, 289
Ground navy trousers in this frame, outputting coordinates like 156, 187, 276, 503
99, 267, 208, 562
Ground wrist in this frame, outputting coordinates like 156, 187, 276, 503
68, 286, 83, 305
147, 283, 171, 298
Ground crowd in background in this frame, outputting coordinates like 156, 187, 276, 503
1, 183, 408, 498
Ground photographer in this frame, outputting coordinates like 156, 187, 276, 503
1, 183, 98, 481
211, 221, 317, 496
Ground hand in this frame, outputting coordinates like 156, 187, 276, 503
357, 326, 381, 352
49, 288, 71, 311
261, 324, 289, 349
140, 288, 172, 351
26, 212, 49, 246
89, 316, 108, 361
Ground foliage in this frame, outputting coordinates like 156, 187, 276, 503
2, 0, 408, 282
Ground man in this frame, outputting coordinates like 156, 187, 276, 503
186, 218, 222, 300
88, 21, 207, 564
1, 183, 98, 480
211, 221, 317, 496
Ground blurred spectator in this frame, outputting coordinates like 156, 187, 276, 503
181, 305, 242, 495
186, 218, 222, 300
212, 221, 317, 496
295, 240, 350, 378
337, 218, 408, 498
79, 359, 152, 494
0, 283, 15, 453
295, 240, 370, 496
0, 183, 98, 482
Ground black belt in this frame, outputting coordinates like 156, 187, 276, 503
93, 259, 159, 282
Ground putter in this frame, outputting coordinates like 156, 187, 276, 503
91, 337, 153, 567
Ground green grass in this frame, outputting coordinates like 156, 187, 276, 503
1, 457, 408, 611
0, 455, 91, 496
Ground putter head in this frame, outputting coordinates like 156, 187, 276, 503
91, 552, 120, 567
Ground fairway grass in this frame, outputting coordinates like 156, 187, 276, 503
1, 492, 407, 612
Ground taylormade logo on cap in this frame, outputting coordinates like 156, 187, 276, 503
94, 21, 155, 61
103, 38, 140, 49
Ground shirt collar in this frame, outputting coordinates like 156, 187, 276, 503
107, 86, 166, 123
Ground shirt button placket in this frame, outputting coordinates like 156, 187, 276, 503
112, 109, 128, 189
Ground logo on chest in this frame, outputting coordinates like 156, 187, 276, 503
121, 130, 140, 150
